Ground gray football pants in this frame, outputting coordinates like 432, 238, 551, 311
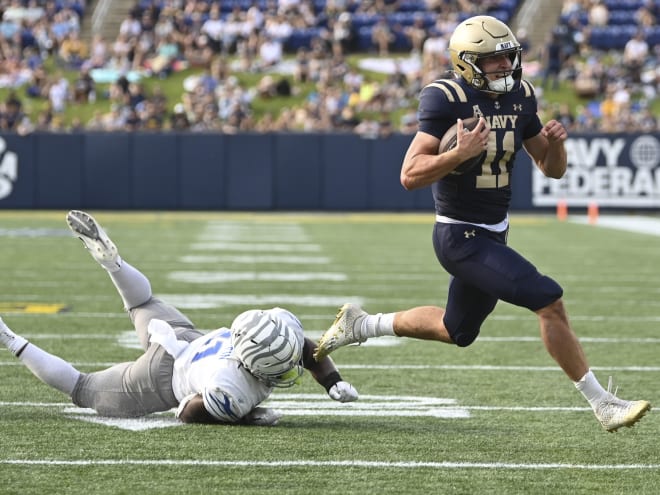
70, 297, 203, 417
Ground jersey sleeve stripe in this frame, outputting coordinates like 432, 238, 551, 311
424, 80, 468, 103
520, 80, 533, 97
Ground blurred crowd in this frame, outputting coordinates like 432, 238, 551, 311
0, 0, 657, 135
537, 0, 659, 133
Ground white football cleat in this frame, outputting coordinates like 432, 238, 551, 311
314, 303, 368, 360
594, 377, 651, 432
0, 317, 28, 356
66, 210, 120, 271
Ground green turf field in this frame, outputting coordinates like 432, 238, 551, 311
0, 210, 658, 494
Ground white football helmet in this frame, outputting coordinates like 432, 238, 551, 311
231, 309, 304, 388
449, 15, 522, 94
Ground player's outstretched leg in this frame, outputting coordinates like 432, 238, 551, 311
0, 316, 27, 356
593, 377, 651, 432
314, 303, 368, 360
66, 210, 121, 272
0, 317, 80, 395
67, 210, 154, 312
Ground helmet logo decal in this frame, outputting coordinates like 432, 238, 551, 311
496, 41, 514, 50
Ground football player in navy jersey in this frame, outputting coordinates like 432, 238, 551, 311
315, 15, 650, 432
0, 211, 358, 425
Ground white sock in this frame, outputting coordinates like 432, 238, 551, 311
0, 320, 28, 356
361, 313, 396, 340
574, 370, 609, 409
100, 254, 122, 273
107, 260, 153, 309
18, 344, 81, 396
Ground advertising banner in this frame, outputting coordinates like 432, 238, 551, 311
533, 133, 660, 207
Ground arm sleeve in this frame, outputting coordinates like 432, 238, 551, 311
417, 84, 454, 140
202, 386, 251, 423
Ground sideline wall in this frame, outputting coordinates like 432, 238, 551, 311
0, 132, 658, 211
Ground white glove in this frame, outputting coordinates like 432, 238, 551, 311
241, 407, 282, 426
328, 381, 358, 402
147, 319, 189, 358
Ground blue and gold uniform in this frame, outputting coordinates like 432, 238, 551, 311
419, 77, 542, 224
419, 76, 563, 347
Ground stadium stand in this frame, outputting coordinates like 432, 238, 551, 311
0, 0, 657, 133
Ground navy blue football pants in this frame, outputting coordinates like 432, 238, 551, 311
432, 222, 563, 347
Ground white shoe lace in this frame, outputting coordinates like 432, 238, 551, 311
606, 376, 618, 397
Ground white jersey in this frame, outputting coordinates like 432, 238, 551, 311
172, 327, 272, 422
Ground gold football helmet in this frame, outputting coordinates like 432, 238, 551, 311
449, 15, 522, 94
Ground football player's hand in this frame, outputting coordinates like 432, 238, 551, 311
541, 119, 567, 143
241, 407, 282, 426
456, 117, 490, 158
328, 381, 358, 402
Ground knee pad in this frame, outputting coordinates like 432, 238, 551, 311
448, 326, 480, 347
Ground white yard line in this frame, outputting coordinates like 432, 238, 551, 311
572, 214, 660, 236
0, 458, 658, 470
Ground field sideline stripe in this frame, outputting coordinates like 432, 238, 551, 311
0, 401, 651, 415
2, 334, 660, 344
0, 459, 658, 470
2, 362, 660, 371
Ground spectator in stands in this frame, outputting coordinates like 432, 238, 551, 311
0, 91, 26, 131
220, 7, 246, 55
587, 0, 609, 27
375, 0, 401, 13
72, 67, 95, 104
542, 30, 564, 90
69, 116, 84, 132
399, 110, 417, 134
25, 61, 47, 98
110, 32, 135, 73
146, 32, 180, 78
124, 107, 141, 131
47, 71, 69, 113
119, 11, 141, 40
371, 16, 394, 56
331, 12, 354, 57
263, 13, 293, 44
86, 110, 105, 131
353, 117, 380, 138
635, 1, 656, 28
127, 81, 147, 110
101, 103, 127, 131
516, 28, 531, 56
335, 105, 361, 131
256, 33, 283, 70
422, 27, 449, 82
404, 13, 427, 55
170, 103, 191, 131
634, 107, 658, 132
87, 34, 109, 69
32, 17, 55, 59
623, 30, 649, 84
325, 0, 354, 18
551, 102, 576, 132
200, 4, 223, 54
58, 31, 88, 69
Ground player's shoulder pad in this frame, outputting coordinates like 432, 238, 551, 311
421, 78, 470, 104
519, 79, 536, 98
202, 386, 252, 423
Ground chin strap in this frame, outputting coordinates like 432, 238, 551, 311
488, 74, 516, 93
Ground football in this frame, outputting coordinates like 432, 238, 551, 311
438, 117, 486, 175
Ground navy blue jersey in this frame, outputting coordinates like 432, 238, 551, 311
417, 77, 543, 224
